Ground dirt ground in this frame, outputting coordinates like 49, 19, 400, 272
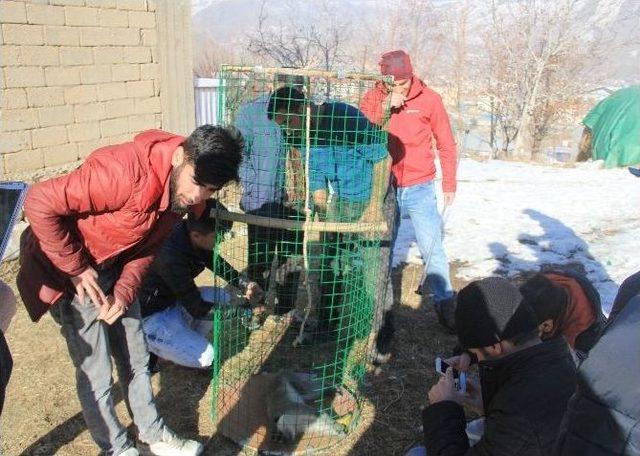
0, 255, 468, 456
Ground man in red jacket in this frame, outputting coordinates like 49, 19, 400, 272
361, 50, 458, 329
17, 125, 243, 456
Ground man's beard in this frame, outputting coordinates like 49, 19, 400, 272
169, 164, 188, 214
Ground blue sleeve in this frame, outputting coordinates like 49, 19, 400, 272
308, 147, 331, 193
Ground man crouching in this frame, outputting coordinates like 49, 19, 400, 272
421, 277, 577, 455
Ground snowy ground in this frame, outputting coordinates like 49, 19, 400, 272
393, 159, 640, 314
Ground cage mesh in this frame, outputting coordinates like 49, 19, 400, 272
209, 66, 391, 454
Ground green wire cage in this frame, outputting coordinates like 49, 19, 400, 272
209, 66, 392, 454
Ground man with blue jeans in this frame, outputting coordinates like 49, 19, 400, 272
362, 50, 458, 330
140, 200, 262, 369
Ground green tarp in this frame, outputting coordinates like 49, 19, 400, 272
583, 85, 640, 168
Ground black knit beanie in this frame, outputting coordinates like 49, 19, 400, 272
455, 277, 538, 349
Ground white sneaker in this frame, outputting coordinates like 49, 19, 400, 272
118, 447, 140, 456
148, 427, 204, 456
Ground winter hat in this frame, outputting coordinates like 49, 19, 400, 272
379, 50, 413, 80
455, 277, 538, 349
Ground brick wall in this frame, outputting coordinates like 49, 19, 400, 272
0, 0, 162, 174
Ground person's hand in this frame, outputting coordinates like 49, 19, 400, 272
428, 367, 463, 405
443, 192, 455, 207
386, 91, 406, 109
462, 377, 484, 415
70, 266, 108, 309
98, 295, 128, 325
444, 352, 472, 373
244, 282, 264, 304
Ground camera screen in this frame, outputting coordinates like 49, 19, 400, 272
0, 184, 27, 260
438, 359, 460, 379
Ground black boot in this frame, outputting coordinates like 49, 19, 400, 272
434, 294, 457, 334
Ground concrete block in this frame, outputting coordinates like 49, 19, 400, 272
125, 80, 153, 97
111, 63, 139, 81
26, 86, 65, 107
123, 46, 151, 63
93, 46, 123, 64
37, 105, 74, 127
45, 25, 80, 45
5, 66, 45, 88
100, 116, 128, 136
42, 143, 78, 167
1, 88, 28, 109
59, 46, 93, 65
64, 85, 97, 104
128, 113, 155, 133
0, 130, 31, 153
74, 102, 106, 121
134, 96, 160, 114
97, 82, 127, 100
31, 125, 68, 148
64, 6, 98, 26
104, 98, 134, 117
79, 64, 111, 84
98, 8, 128, 27
2, 24, 44, 45
1, 108, 39, 131
0, 2, 27, 24
67, 121, 100, 142
128, 11, 155, 29
4, 148, 44, 172
44, 66, 81, 86
20, 45, 60, 66
116, 0, 147, 11
26, 4, 65, 25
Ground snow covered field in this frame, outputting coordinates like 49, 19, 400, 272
393, 159, 640, 314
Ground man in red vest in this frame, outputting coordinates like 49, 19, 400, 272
17, 125, 243, 456
361, 50, 458, 329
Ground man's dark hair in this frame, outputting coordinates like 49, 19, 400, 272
186, 199, 232, 236
267, 86, 306, 120
182, 125, 243, 188
519, 274, 568, 324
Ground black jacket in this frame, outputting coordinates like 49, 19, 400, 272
423, 337, 577, 455
0, 329, 11, 416
139, 221, 240, 319
554, 294, 640, 455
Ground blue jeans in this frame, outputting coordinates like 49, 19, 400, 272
395, 181, 453, 302
142, 287, 231, 369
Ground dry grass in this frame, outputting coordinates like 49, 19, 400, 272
0, 257, 467, 456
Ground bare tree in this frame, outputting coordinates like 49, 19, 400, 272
246, 0, 351, 71
483, 0, 625, 160
193, 33, 240, 77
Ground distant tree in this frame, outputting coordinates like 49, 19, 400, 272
483, 0, 628, 160
192, 33, 240, 77
247, 0, 351, 71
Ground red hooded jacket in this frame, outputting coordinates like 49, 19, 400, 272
17, 130, 202, 322
360, 78, 457, 192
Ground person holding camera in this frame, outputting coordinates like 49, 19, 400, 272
418, 277, 576, 455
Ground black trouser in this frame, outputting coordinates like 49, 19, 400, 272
246, 203, 304, 314
372, 184, 398, 354
0, 330, 12, 416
